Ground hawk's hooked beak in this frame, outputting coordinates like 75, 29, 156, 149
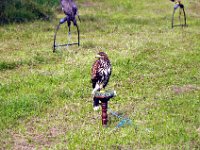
95, 54, 101, 58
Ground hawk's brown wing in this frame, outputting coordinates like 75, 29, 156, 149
91, 60, 100, 88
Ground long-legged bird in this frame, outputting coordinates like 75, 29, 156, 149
91, 52, 112, 110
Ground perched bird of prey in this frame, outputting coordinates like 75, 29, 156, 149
91, 52, 112, 110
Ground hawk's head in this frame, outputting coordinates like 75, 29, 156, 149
96, 52, 109, 61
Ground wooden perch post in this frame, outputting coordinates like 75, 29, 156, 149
94, 90, 116, 127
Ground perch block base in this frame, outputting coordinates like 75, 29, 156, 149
94, 90, 116, 127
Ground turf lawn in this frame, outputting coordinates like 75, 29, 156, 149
0, 0, 199, 149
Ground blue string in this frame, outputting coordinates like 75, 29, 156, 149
117, 118, 132, 128
108, 109, 132, 128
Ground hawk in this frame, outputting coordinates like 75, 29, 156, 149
91, 52, 112, 110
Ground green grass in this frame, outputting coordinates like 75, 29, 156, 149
0, 0, 200, 149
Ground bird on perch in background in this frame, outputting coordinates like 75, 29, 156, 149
59, 0, 80, 45
91, 52, 112, 110
53, 0, 81, 52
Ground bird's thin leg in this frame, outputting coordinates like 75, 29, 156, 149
92, 84, 100, 111
93, 97, 100, 111
92, 84, 100, 95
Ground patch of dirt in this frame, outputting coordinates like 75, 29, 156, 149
11, 132, 35, 150
171, 84, 200, 94
10, 121, 67, 149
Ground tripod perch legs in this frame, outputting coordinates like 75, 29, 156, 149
76, 24, 80, 46
171, 4, 187, 28
182, 7, 187, 27
172, 9, 175, 28
53, 18, 80, 52
53, 23, 60, 53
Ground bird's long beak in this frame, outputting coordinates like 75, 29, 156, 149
95, 54, 101, 58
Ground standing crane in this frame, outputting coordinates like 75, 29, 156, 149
53, 0, 80, 52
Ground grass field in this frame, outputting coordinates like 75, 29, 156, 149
0, 0, 200, 149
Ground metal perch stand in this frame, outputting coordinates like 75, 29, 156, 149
53, 19, 80, 52
171, 2, 187, 28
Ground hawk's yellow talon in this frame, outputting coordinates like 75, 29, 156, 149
100, 90, 105, 93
